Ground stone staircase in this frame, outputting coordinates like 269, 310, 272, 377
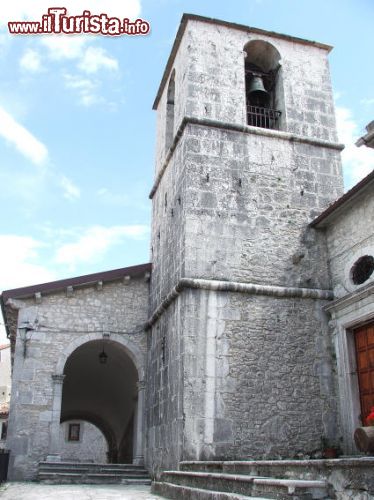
152, 458, 374, 499
38, 461, 151, 485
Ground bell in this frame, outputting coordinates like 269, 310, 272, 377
247, 75, 269, 106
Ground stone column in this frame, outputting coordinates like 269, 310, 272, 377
46, 374, 65, 462
133, 379, 146, 465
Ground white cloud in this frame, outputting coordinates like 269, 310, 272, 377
97, 188, 130, 206
0, 235, 55, 292
97, 187, 149, 211
20, 48, 42, 72
54, 225, 149, 268
0, 0, 141, 29
60, 176, 81, 200
41, 43, 119, 104
360, 98, 374, 106
78, 47, 119, 74
336, 106, 374, 189
63, 73, 100, 106
0, 105, 48, 165
40, 36, 89, 61
0, 33, 10, 53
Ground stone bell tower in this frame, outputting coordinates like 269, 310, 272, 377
146, 14, 344, 476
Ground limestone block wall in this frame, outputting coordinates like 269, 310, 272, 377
146, 298, 185, 478
182, 289, 339, 461
154, 17, 338, 175
154, 31, 190, 175
6, 278, 149, 480
150, 140, 187, 310
182, 123, 343, 288
183, 19, 337, 141
59, 420, 108, 463
148, 15, 345, 473
320, 182, 374, 453
325, 187, 374, 296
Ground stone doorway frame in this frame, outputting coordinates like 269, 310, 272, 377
48, 333, 146, 465
325, 284, 374, 454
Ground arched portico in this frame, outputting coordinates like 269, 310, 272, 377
48, 333, 146, 465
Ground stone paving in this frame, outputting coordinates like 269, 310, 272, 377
0, 482, 164, 500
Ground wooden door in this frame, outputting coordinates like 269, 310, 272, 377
354, 323, 374, 423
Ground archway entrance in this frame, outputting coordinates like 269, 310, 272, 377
60, 339, 139, 463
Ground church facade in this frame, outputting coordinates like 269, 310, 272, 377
1, 14, 373, 482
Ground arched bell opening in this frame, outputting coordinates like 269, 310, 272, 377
60, 339, 139, 464
244, 40, 283, 130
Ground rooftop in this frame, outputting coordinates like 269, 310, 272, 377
1, 262, 151, 302
356, 121, 374, 149
311, 169, 374, 228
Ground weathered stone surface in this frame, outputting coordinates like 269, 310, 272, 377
6, 15, 370, 491
148, 16, 344, 477
58, 421, 107, 463
6, 278, 149, 480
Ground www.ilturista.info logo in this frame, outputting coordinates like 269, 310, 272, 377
8, 8, 150, 36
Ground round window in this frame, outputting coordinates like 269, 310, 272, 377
350, 255, 374, 285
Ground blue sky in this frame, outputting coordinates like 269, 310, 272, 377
0, 0, 373, 311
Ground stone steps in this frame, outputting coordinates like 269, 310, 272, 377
152, 481, 270, 500
153, 470, 329, 499
154, 458, 374, 499
38, 461, 151, 485
179, 457, 373, 480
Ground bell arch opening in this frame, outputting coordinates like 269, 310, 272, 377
60, 339, 139, 464
244, 40, 283, 130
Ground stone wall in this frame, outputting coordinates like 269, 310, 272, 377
146, 299, 185, 478
153, 17, 339, 176
59, 420, 107, 463
182, 124, 343, 288
6, 277, 149, 480
325, 186, 374, 297
321, 182, 374, 454
150, 141, 187, 310
182, 289, 339, 462
148, 16, 345, 474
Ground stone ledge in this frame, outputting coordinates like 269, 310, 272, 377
149, 115, 344, 199
163, 470, 257, 482
152, 481, 266, 500
146, 277, 333, 329
180, 457, 374, 469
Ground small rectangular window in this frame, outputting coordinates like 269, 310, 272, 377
68, 423, 80, 441
1, 422, 7, 440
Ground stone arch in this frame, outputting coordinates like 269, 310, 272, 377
244, 39, 281, 73
48, 333, 146, 465
244, 39, 284, 130
61, 411, 117, 462
55, 333, 145, 380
